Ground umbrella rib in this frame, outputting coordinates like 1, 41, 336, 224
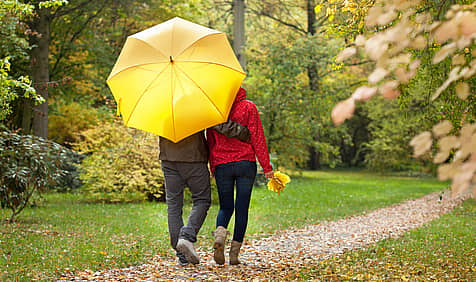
170, 65, 177, 141
174, 64, 228, 120
176, 60, 246, 75
108, 63, 166, 82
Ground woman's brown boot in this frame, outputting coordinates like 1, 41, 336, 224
212, 226, 228, 265
229, 240, 242, 265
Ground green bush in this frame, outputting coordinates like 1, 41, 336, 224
53, 149, 85, 192
0, 128, 69, 221
48, 101, 100, 146
74, 121, 164, 203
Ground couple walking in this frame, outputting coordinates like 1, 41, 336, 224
159, 87, 274, 266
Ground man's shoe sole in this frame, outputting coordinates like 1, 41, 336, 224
177, 241, 200, 264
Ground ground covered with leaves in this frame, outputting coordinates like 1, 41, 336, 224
59, 191, 474, 281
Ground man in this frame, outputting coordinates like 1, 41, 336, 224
159, 120, 250, 266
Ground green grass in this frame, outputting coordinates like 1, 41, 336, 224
292, 199, 476, 281
0, 170, 450, 280
0, 193, 170, 280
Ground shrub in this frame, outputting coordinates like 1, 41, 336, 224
0, 128, 69, 222
48, 101, 101, 146
74, 121, 165, 203
53, 149, 85, 192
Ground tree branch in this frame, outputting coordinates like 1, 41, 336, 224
51, 2, 109, 76
248, 6, 307, 35
52, 0, 98, 18
320, 60, 372, 78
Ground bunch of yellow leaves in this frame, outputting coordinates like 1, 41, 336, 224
267, 171, 291, 195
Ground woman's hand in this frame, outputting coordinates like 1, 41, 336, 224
264, 171, 274, 179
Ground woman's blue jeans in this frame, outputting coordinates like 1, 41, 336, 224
214, 160, 257, 242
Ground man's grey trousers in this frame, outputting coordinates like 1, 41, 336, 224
161, 161, 212, 249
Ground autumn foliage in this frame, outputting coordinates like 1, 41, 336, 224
74, 120, 165, 203
333, 0, 476, 198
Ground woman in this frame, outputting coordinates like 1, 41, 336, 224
207, 87, 274, 265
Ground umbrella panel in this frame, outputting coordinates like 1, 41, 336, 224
107, 63, 168, 121
132, 17, 220, 59
177, 33, 243, 73
107, 37, 168, 80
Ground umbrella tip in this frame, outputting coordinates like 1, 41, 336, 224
170, 56, 174, 63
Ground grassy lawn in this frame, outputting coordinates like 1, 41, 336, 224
0, 170, 453, 280
292, 198, 476, 281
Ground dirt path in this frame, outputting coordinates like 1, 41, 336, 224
59, 191, 468, 281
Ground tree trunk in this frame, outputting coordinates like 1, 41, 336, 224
306, 0, 321, 170
27, 8, 51, 139
308, 132, 321, 170
307, 0, 316, 36
233, 0, 246, 71
21, 99, 33, 134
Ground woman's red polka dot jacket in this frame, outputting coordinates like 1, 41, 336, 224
207, 87, 273, 175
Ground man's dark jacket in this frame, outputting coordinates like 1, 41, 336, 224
159, 120, 250, 162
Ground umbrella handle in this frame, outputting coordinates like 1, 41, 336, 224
116, 98, 122, 117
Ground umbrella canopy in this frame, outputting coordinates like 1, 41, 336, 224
107, 17, 245, 143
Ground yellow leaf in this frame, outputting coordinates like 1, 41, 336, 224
365, 34, 388, 61
355, 35, 366, 46
460, 11, 476, 38
455, 82, 470, 100
377, 10, 397, 26
368, 68, 389, 84
336, 47, 357, 63
433, 120, 453, 138
434, 150, 450, 164
438, 162, 459, 181
331, 98, 355, 125
451, 170, 473, 196
366, 6, 383, 27
412, 36, 427, 49
395, 67, 412, 84
410, 131, 432, 157
314, 4, 322, 14
352, 86, 377, 101
434, 19, 457, 44
452, 54, 466, 65
432, 43, 457, 64
435, 11, 476, 44
267, 171, 291, 195
380, 80, 400, 100
438, 136, 460, 152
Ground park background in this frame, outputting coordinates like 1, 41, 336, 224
0, 0, 475, 280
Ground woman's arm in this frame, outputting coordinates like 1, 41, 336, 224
247, 103, 273, 174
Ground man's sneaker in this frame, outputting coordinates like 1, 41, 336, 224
177, 251, 189, 266
176, 239, 200, 264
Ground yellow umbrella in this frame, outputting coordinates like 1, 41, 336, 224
107, 17, 246, 143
